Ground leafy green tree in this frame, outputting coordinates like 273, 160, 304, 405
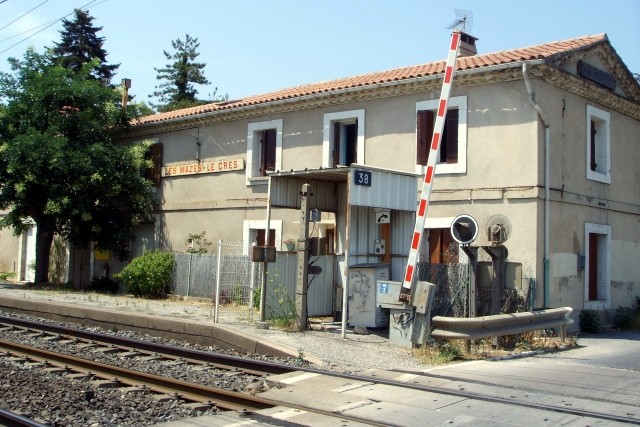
0, 49, 155, 284
50, 9, 119, 85
151, 34, 223, 112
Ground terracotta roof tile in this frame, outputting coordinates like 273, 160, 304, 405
137, 34, 606, 125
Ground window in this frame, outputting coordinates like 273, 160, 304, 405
243, 220, 282, 254
247, 119, 283, 184
416, 96, 467, 174
584, 222, 611, 310
586, 105, 610, 184
322, 110, 365, 168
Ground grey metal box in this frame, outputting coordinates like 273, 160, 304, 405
376, 280, 405, 308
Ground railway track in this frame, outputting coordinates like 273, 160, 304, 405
0, 314, 638, 426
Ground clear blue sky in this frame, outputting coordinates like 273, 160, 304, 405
1, 0, 639, 107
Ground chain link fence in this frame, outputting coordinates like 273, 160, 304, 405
169, 241, 262, 323
417, 261, 535, 318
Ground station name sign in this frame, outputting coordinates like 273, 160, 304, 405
163, 158, 245, 177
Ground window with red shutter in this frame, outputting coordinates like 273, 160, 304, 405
416, 108, 458, 165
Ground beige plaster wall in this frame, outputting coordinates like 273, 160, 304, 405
0, 226, 20, 276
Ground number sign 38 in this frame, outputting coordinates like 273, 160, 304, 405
354, 170, 372, 186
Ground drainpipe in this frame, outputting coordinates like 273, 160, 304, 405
523, 63, 550, 309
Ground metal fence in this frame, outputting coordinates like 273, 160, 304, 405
263, 253, 334, 320
417, 262, 535, 318
169, 242, 534, 324
170, 241, 262, 322
169, 242, 334, 323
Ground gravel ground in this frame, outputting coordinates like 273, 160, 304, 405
0, 287, 423, 426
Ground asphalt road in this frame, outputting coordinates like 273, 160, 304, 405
540, 329, 640, 371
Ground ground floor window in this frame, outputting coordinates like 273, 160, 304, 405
584, 222, 611, 310
243, 220, 282, 253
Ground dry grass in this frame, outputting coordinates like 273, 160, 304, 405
412, 331, 578, 366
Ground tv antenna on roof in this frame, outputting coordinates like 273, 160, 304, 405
447, 9, 473, 33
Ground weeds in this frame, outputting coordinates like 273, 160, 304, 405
265, 273, 297, 329
413, 330, 575, 366
0, 272, 15, 281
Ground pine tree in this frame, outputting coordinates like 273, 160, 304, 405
50, 9, 119, 85
151, 34, 214, 112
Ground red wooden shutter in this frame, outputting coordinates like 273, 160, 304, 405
428, 229, 442, 264
588, 234, 598, 300
265, 129, 276, 174
417, 110, 434, 166
260, 129, 276, 176
332, 122, 341, 167
445, 109, 459, 164
590, 120, 597, 171
256, 229, 276, 246
259, 130, 267, 175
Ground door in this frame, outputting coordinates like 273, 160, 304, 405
23, 227, 36, 282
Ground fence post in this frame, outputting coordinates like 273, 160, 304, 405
214, 240, 223, 323
186, 253, 192, 297
249, 244, 256, 322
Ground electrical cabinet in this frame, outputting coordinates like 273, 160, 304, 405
347, 263, 389, 328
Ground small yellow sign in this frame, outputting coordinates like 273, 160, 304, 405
94, 248, 110, 260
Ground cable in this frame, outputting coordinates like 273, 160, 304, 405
0, 0, 105, 56
0, 0, 50, 32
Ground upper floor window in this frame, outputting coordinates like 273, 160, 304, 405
586, 105, 610, 184
142, 138, 162, 186
247, 119, 282, 184
416, 96, 467, 175
322, 109, 365, 168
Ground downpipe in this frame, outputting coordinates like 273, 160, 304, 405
523, 63, 550, 308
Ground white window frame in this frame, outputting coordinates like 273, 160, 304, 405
322, 109, 365, 168
415, 95, 467, 175
584, 222, 611, 310
246, 119, 283, 185
242, 220, 283, 255
586, 105, 611, 184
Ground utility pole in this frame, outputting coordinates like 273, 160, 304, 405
295, 183, 311, 331
121, 78, 131, 108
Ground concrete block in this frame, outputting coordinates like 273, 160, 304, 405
116, 312, 150, 329
147, 315, 186, 334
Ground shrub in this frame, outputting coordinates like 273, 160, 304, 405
614, 306, 635, 329
89, 276, 119, 294
114, 251, 175, 298
579, 309, 602, 333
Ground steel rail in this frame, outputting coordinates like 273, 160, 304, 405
0, 338, 275, 412
2, 315, 637, 424
0, 314, 295, 375
0, 339, 392, 427
0, 409, 47, 427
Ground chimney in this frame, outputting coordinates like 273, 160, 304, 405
458, 32, 478, 57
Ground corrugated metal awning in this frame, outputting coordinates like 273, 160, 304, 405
268, 164, 419, 211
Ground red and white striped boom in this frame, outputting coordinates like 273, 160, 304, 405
400, 31, 461, 301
